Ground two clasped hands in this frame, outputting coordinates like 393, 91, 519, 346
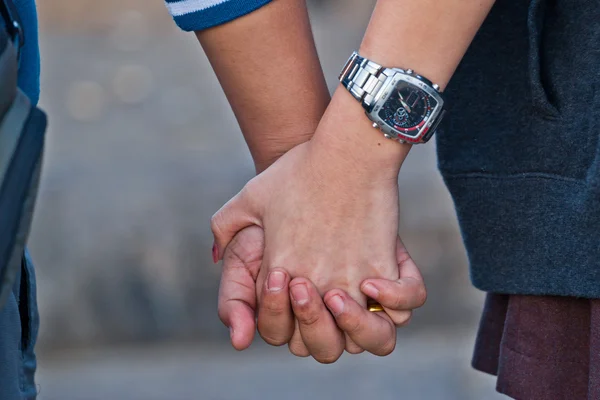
210, 89, 427, 363
196, 0, 475, 363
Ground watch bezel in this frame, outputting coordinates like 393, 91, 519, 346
368, 69, 445, 143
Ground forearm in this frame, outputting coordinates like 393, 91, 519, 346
312, 0, 495, 176
361, 0, 494, 88
196, 0, 329, 173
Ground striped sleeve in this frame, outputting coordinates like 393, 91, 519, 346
165, 0, 272, 32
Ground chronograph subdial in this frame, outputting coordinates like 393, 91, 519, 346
393, 107, 410, 126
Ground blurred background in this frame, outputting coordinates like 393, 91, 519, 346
29, 0, 503, 399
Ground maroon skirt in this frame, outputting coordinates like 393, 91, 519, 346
473, 294, 600, 400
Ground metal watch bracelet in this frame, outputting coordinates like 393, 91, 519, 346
338, 52, 389, 111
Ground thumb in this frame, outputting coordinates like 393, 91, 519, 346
360, 236, 427, 325
218, 226, 265, 350
211, 187, 261, 262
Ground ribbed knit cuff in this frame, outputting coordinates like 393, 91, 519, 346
165, 0, 272, 31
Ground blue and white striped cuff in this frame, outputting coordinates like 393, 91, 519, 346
165, 0, 272, 32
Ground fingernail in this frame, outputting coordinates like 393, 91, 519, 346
267, 271, 285, 291
212, 242, 219, 264
229, 326, 235, 340
290, 284, 309, 305
362, 283, 380, 299
326, 295, 345, 316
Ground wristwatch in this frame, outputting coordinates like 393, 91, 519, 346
339, 51, 446, 144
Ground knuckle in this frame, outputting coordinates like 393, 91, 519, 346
226, 229, 264, 266
391, 291, 408, 309
210, 212, 224, 238
262, 299, 288, 316
241, 181, 259, 201
238, 184, 252, 201
297, 310, 321, 327
237, 185, 258, 214
342, 316, 363, 336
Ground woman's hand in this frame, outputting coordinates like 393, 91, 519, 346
212, 89, 413, 360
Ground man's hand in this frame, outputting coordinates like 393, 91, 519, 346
218, 227, 427, 361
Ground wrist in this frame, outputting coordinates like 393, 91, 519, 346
253, 130, 314, 174
249, 93, 330, 174
310, 87, 410, 181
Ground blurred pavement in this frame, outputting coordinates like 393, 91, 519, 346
37, 331, 505, 400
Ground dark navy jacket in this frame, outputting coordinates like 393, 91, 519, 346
439, 0, 600, 298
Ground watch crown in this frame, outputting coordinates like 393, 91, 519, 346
433, 84, 440, 91
372, 122, 379, 129
383, 133, 392, 139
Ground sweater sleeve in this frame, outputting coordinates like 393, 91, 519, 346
165, 0, 272, 32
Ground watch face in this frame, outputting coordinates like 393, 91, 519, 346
378, 81, 438, 137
